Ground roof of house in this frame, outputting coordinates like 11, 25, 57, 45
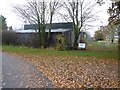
24, 22, 73, 30
15, 28, 72, 33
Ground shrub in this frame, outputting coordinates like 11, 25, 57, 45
56, 34, 66, 51
16, 33, 40, 48
27, 34, 39, 48
0, 31, 2, 45
2, 31, 17, 45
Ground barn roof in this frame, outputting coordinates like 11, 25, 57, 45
24, 22, 73, 30
15, 29, 72, 33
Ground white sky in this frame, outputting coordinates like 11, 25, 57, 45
0, 0, 112, 36
0, 0, 27, 29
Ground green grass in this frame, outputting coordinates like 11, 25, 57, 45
2, 42, 118, 60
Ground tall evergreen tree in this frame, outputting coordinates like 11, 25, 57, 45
0, 15, 7, 31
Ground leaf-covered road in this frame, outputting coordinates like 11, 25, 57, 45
17, 54, 118, 88
2, 52, 53, 88
2, 52, 119, 88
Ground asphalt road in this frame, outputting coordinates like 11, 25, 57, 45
1, 52, 53, 88
0, 52, 2, 89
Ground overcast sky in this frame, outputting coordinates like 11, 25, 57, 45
0, 0, 112, 36
0, 0, 27, 29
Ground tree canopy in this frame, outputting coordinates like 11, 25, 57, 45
0, 15, 7, 31
13, 0, 62, 48
59, 0, 99, 48
107, 1, 120, 45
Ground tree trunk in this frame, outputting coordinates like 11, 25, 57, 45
118, 31, 120, 50
74, 31, 79, 49
48, 12, 53, 47
37, 14, 42, 48
40, 1, 46, 48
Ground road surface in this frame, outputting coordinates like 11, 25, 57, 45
1, 52, 53, 88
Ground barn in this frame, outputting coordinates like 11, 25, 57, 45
15, 22, 75, 48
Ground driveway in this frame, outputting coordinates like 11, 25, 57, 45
1, 52, 53, 88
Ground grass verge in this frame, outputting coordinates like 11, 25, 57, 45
2, 43, 118, 60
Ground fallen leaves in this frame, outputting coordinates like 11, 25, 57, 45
6, 52, 119, 88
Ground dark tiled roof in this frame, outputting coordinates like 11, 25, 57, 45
24, 22, 73, 30
24, 24, 38, 30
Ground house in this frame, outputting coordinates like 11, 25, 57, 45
15, 22, 89, 48
15, 22, 75, 47
15, 29, 38, 47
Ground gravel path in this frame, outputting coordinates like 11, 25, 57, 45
2, 52, 53, 88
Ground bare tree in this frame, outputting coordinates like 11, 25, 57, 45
61, 0, 99, 48
13, 0, 62, 48
13, 0, 48, 48
108, 1, 120, 45
47, 0, 62, 46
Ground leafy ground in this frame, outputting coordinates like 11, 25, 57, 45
2, 42, 119, 88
